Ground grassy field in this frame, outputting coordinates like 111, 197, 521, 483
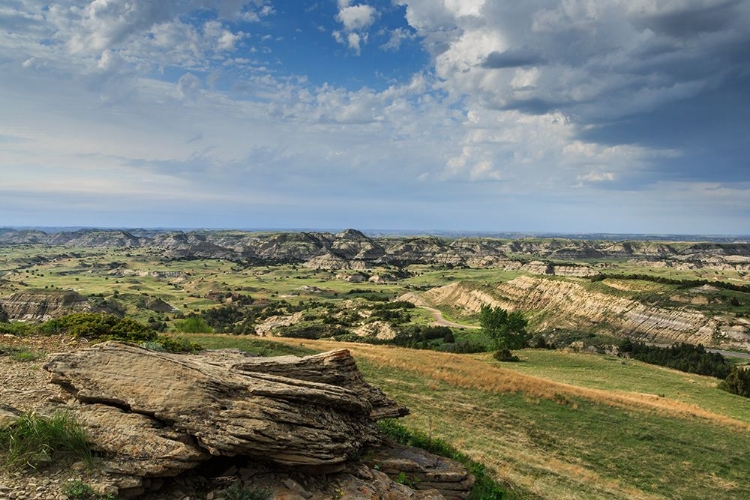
186, 334, 750, 500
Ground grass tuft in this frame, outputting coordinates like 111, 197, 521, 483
222, 480, 271, 500
378, 419, 515, 500
0, 411, 92, 471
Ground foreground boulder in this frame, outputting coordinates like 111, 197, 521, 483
41, 343, 473, 498
45, 343, 404, 471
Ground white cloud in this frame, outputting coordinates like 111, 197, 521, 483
380, 27, 415, 51
0, 0, 747, 233
332, 2, 378, 54
336, 4, 377, 32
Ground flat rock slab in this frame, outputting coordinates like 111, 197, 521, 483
44, 343, 400, 476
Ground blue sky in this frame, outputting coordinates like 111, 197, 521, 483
1, 0, 749, 234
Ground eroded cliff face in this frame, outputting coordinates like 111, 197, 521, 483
422, 277, 750, 350
0, 290, 112, 322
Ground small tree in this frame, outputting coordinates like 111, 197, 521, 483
480, 305, 529, 361
719, 366, 750, 398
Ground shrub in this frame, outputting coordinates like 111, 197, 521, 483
222, 481, 271, 500
719, 366, 750, 398
62, 480, 96, 499
0, 411, 92, 471
437, 340, 488, 354
493, 349, 520, 362
155, 335, 203, 353
620, 340, 730, 379
175, 315, 213, 333
41, 313, 157, 343
62, 480, 114, 500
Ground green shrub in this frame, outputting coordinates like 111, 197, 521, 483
719, 366, 750, 398
620, 340, 730, 379
175, 316, 213, 333
222, 481, 271, 500
41, 313, 157, 343
62, 480, 114, 500
62, 480, 97, 499
155, 335, 203, 353
0, 322, 33, 336
0, 411, 92, 471
493, 349, 520, 362
437, 340, 488, 354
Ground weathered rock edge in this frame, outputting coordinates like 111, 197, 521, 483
43, 343, 408, 478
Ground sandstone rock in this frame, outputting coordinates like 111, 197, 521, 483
0, 406, 20, 429
43, 344, 406, 478
363, 442, 475, 500
228, 348, 408, 420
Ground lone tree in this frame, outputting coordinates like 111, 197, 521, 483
480, 305, 529, 361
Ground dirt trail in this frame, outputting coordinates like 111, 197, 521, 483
400, 292, 480, 329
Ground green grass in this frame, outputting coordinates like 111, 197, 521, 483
0, 344, 43, 362
378, 419, 513, 500
503, 349, 750, 425
353, 355, 750, 500
0, 411, 92, 471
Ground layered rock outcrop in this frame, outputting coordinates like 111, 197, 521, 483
0, 290, 113, 322
38, 343, 469, 498
420, 277, 750, 350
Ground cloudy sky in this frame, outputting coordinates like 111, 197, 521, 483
1, 0, 749, 234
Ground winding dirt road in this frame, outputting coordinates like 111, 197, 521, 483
401, 292, 480, 330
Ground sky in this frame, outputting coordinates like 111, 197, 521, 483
1, 0, 749, 235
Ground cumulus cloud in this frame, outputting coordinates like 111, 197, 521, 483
1, 0, 748, 233
332, 1, 378, 54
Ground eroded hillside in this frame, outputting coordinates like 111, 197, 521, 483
419, 276, 750, 350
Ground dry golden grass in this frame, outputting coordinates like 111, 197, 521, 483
271, 338, 750, 431
191, 334, 750, 499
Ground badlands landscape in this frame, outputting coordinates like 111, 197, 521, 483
1, 228, 750, 499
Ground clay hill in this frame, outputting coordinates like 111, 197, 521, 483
0, 341, 474, 499
2, 228, 750, 271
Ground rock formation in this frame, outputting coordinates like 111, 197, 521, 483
0, 290, 114, 322
2, 228, 749, 270
39, 343, 470, 498
418, 277, 750, 350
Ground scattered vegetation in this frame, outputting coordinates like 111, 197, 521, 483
0, 411, 92, 471
620, 340, 731, 379
595, 272, 750, 294
0, 344, 43, 362
175, 315, 213, 333
62, 480, 114, 500
720, 366, 750, 398
41, 313, 157, 343
221, 480, 271, 500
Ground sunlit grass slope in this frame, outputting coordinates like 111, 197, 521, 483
188, 335, 750, 500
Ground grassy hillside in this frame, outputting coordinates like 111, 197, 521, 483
187, 334, 750, 500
